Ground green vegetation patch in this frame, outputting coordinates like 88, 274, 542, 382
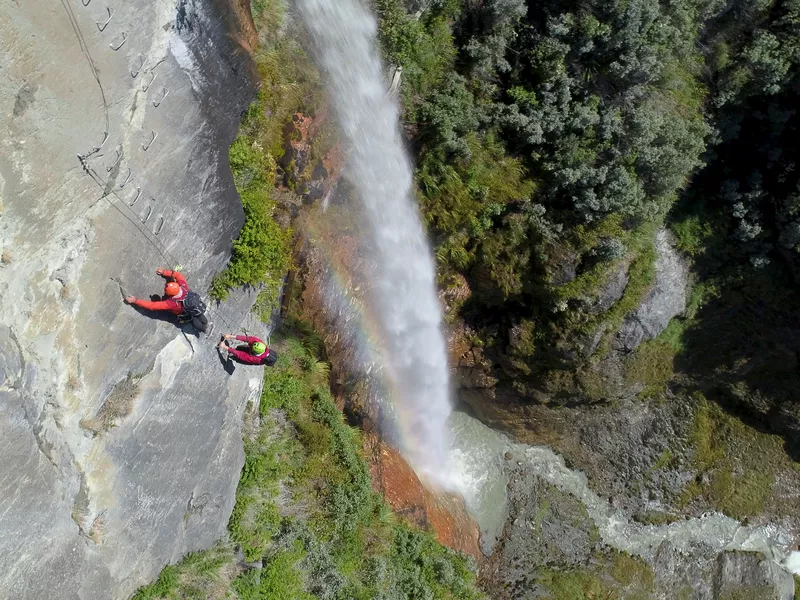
134, 330, 483, 600
132, 544, 236, 600
370, 0, 716, 372
624, 324, 681, 398
678, 393, 798, 520
210, 0, 320, 319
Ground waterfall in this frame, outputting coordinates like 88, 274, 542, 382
295, 0, 453, 486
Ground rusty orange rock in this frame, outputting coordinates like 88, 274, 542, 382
366, 434, 482, 561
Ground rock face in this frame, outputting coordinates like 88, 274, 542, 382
367, 435, 481, 560
616, 229, 688, 352
0, 1, 263, 598
714, 551, 795, 600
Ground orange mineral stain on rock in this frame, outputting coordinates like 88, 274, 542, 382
366, 434, 482, 561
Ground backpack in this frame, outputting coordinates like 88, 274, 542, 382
263, 349, 278, 367
180, 291, 207, 318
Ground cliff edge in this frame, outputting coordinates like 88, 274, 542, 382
0, 1, 261, 597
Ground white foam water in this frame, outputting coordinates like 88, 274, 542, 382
294, 0, 453, 486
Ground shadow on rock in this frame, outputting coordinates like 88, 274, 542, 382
216, 345, 236, 375
676, 283, 800, 461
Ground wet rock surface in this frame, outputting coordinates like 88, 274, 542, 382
366, 435, 481, 560
0, 1, 264, 598
493, 473, 599, 572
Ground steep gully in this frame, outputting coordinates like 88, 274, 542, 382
294, 0, 800, 581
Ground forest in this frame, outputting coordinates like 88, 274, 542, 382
377, 0, 800, 450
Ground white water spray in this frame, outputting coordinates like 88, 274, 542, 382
295, 0, 453, 485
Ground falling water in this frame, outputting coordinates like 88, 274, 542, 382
295, 0, 453, 486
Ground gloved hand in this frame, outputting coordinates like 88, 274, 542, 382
124, 296, 137, 304
156, 268, 165, 276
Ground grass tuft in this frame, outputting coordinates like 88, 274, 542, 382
79, 374, 139, 435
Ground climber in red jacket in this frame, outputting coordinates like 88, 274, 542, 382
124, 268, 189, 314
123, 268, 211, 333
218, 333, 276, 366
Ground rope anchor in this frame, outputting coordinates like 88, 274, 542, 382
154, 216, 165, 236
131, 55, 146, 78
79, 132, 109, 162
141, 205, 152, 224
141, 72, 157, 92
96, 7, 114, 32
110, 32, 127, 51
82, 0, 91, 6
153, 88, 169, 108
142, 130, 158, 151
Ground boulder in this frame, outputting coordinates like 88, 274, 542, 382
588, 260, 629, 315
714, 551, 795, 600
616, 229, 688, 352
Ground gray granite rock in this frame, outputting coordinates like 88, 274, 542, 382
588, 261, 629, 315
0, 1, 264, 598
616, 229, 688, 352
715, 551, 796, 600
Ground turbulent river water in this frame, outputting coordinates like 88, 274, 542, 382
449, 409, 800, 573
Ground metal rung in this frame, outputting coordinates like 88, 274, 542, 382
96, 7, 114, 32
110, 33, 127, 51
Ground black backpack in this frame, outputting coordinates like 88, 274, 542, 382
263, 349, 278, 367
180, 291, 207, 317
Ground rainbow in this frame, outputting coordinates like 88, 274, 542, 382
302, 213, 452, 487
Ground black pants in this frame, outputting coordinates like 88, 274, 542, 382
192, 314, 209, 333
179, 313, 209, 333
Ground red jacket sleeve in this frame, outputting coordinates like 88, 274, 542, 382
228, 347, 263, 365
235, 335, 263, 344
133, 298, 179, 312
161, 270, 188, 288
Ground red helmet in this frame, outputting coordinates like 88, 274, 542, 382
165, 282, 181, 297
